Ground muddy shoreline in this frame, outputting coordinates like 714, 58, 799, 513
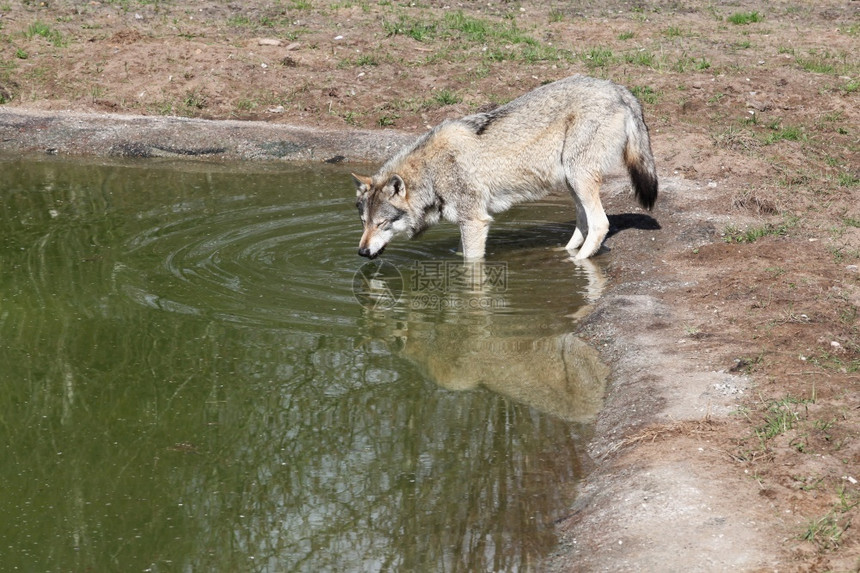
0, 107, 779, 570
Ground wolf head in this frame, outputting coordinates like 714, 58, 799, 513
353, 173, 415, 259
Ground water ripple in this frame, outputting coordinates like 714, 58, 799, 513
120, 195, 362, 331
117, 178, 603, 334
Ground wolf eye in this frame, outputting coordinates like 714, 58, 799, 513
377, 219, 392, 230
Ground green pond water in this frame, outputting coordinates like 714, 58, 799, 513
0, 156, 606, 572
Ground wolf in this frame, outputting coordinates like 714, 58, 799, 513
353, 74, 658, 261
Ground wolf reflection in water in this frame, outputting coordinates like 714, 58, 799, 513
359, 259, 609, 423
404, 325, 608, 424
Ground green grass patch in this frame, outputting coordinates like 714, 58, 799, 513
755, 397, 805, 441
828, 245, 860, 264
811, 352, 860, 373
227, 15, 253, 27
24, 21, 66, 47
630, 85, 659, 105
694, 57, 711, 70
340, 110, 362, 126
236, 98, 258, 112
431, 88, 460, 106
445, 11, 490, 42
803, 513, 847, 550
796, 56, 834, 74
444, 11, 536, 45
518, 43, 570, 63
802, 487, 858, 550
383, 17, 437, 41
378, 113, 399, 127
837, 172, 859, 187
581, 47, 614, 69
728, 11, 763, 25
673, 55, 711, 73
355, 54, 378, 67
182, 89, 207, 110
838, 303, 859, 325
795, 48, 856, 76
338, 53, 379, 68
384, 10, 539, 58
839, 79, 859, 94
821, 110, 845, 124
617, 31, 634, 40
762, 122, 805, 144
724, 217, 797, 243
623, 50, 655, 67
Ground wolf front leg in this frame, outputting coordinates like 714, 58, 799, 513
459, 219, 491, 261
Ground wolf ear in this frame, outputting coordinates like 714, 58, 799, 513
386, 174, 406, 198
351, 173, 372, 197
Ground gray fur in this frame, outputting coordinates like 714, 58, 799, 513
354, 74, 658, 260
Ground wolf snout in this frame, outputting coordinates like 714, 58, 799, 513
358, 246, 381, 259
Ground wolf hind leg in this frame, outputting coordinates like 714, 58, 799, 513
566, 171, 609, 260
565, 228, 585, 250
561, 115, 621, 259
565, 193, 587, 250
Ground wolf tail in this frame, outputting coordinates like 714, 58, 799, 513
623, 112, 659, 211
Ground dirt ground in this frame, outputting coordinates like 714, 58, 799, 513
1, 0, 858, 570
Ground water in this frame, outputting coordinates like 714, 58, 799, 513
0, 156, 607, 572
